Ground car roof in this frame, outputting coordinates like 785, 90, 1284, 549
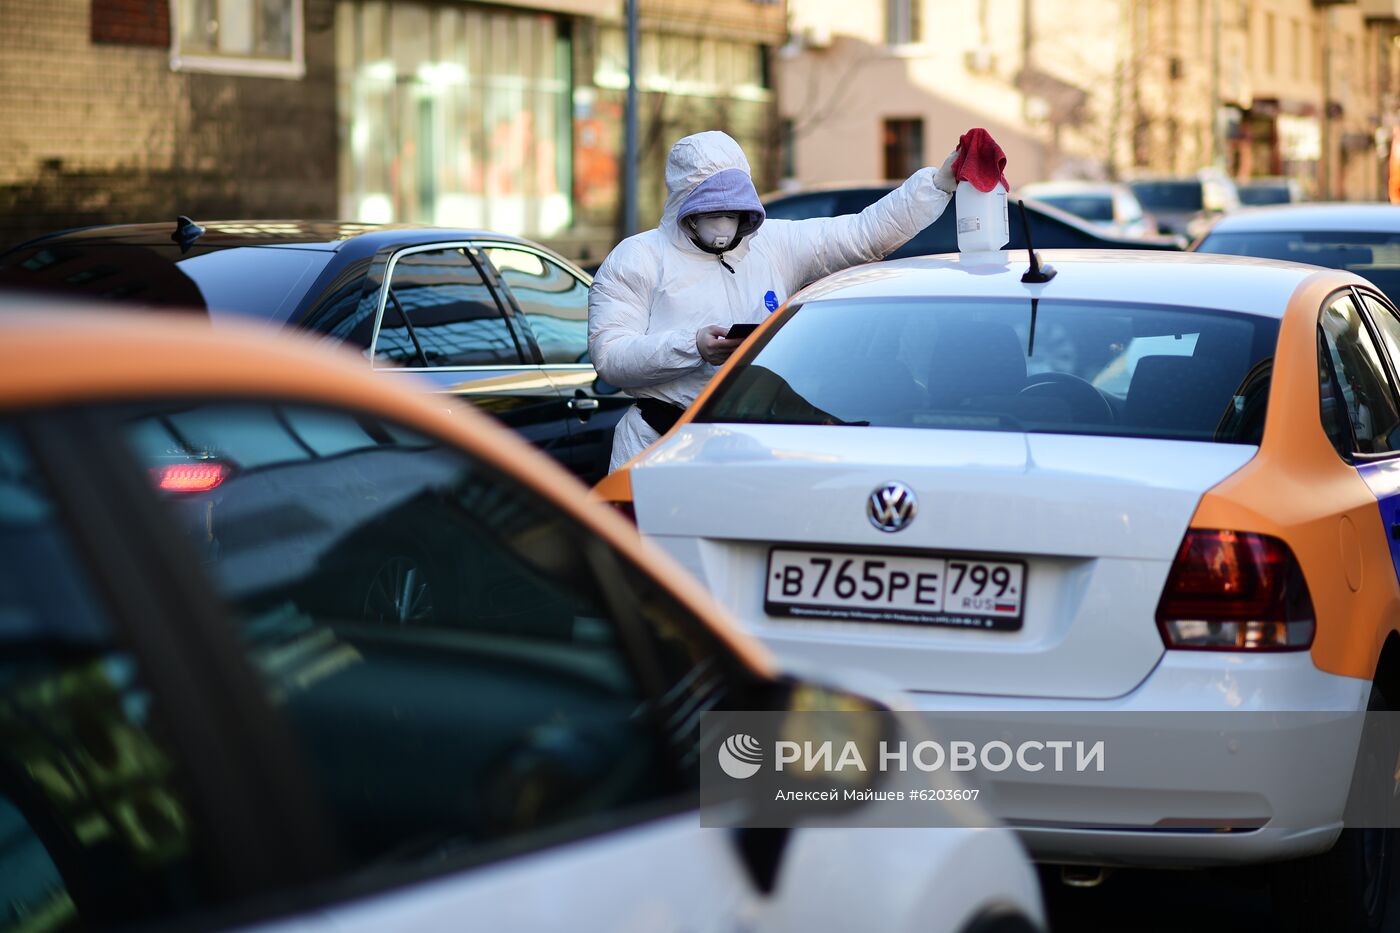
0, 301, 776, 676
1017, 181, 1123, 196
1206, 203, 1400, 234
758, 187, 1181, 248
760, 182, 896, 201
792, 248, 1360, 318
10, 220, 543, 253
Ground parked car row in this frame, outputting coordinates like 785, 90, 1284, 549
1017, 180, 1161, 241
1007, 172, 1307, 247
3, 190, 1393, 930
760, 185, 1186, 256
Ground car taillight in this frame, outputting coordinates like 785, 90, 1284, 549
1155, 529, 1315, 651
152, 461, 228, 493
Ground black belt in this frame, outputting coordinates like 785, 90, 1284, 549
635, 398, 686, 435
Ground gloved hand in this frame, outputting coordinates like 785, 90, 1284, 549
933, 147, 960, 194
697, 324, 742, 365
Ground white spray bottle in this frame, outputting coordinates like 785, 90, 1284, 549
954, 179, 1010, 253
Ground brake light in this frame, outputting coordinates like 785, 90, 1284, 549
1155, 530, 1314, 651
153, 462, 228, 493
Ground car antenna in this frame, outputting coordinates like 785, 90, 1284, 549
1018, 200, 1055, 284
171, 215, 205, 254
1017, 200, 1054, 357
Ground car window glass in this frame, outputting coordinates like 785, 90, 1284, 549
1319, 335, 1355, 459
834, 192, 883, 216
117, 402, 731, 873
1319, 293, 1400, 454
1128, 181, 1203, 211
484, 247, 590, 364
299, 260, 374, 348
761, 193, 838, 220
1197, 231, 1400, 308
697, 298, 1277, 445
0, 244, 332, 323
1115, 191, 1143, 222
1034, 195, 1115, 223
1358, 293, 1400, 380
377, 248, 522, 367
0, 424, 215, 930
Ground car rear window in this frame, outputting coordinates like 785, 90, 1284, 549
0, 244, 333, 323
1129, 181, 1203, 211
1033, 195, 1115, 223
695, 298, 1279, 444
1197, 230, 1400, 306
1237, 185, 1292, 206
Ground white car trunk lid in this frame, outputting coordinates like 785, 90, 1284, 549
633, 424, 1256, 700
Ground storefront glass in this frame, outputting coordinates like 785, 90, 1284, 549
336, 1, 572, 238
575, 25, 775, 230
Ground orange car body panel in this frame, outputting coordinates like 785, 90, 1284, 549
0, 310, 776, 677
1191, 272, 1400, 681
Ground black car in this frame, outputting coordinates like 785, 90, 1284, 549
761, 186, 1184, 257
0, 220, 626, 483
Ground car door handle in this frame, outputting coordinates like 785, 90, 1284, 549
568, 397, 600, 413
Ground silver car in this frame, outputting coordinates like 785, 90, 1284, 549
1017, 180, 1159, 240
1194, 202, 1400, 306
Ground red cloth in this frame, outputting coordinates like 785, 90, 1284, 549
951, 128, 1009, 193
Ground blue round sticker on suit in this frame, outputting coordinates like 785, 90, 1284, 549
764, 290, 779, 312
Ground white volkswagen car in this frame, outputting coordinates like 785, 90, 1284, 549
598, 249, 1400, 929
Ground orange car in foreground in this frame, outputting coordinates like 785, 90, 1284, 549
0, 304, 1044, 933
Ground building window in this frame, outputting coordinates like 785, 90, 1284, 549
171, 0, 304, 78
886, 0, 921, 46
585, 26, 776, 231
883, 118, 923, 180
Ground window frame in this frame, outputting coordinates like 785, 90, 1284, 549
1316, 286, 1400, 463
1353, 285, 1400, 456
884, 0, 922, 46
169, 0, 306, 80
882, 117, 924, 181
475, 239, 595, 370
369, 242, 533, 371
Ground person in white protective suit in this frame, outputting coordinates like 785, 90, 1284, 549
588, 130, 960, 471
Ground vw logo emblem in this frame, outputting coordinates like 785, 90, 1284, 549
868, 481, 917, 533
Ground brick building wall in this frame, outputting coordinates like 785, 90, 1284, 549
0, 0, 339, 251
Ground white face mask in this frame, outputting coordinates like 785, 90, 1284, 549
689, 212, 741, 251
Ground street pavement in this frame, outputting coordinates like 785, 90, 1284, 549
1042, 866, 1275, 930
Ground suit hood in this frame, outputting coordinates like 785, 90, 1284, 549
661, 131, 764, 250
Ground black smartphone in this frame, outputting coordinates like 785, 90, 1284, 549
724, 323, 759, 341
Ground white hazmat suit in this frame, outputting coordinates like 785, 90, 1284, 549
588, 130, 954, 470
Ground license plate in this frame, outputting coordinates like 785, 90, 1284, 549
765, 548, 1025, 631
